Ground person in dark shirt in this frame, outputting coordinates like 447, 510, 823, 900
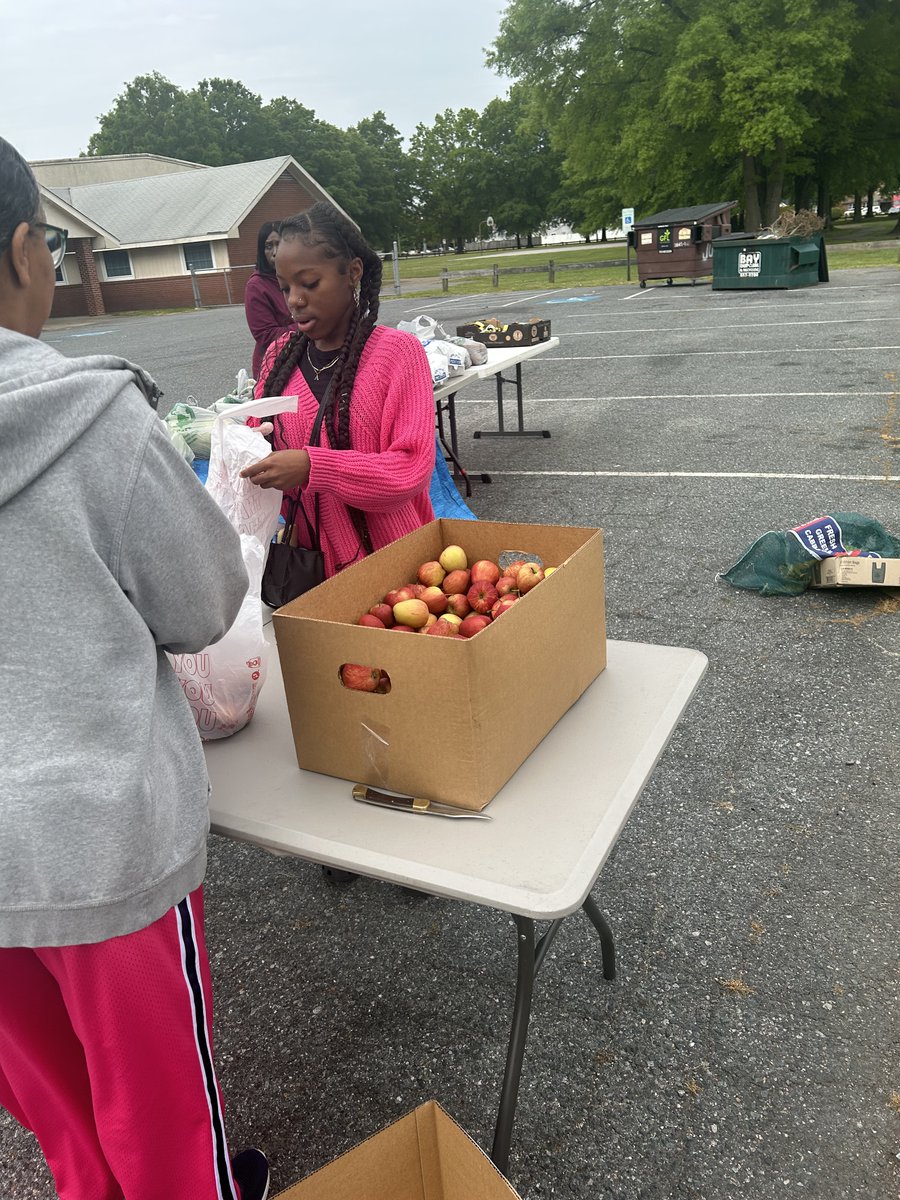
244, 221, 295, 381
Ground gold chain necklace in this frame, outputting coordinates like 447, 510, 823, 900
306, 345, 340, 381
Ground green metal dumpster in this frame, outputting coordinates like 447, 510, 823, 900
712, 233, 828, 290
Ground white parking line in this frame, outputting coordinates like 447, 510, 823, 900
558, 316, 900, 336
542, 346, 900, 362
498, 290, 559, 307
452, 391, 895, 404
471, 469, 900, 482
556, 295, 898, 318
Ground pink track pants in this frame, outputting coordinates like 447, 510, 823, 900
0, 887, 243, 1200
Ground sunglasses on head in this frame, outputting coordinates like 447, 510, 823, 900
33, 222, 68, 268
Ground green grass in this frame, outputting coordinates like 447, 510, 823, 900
826, 246, 899, 269
389, 242, 627, 282
825, 214, 899, 244
394, 247, 897, 300
388, 224, 898, 298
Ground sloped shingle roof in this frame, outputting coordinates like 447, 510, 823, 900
635, 202, 737, 227
48, 157, 293, 247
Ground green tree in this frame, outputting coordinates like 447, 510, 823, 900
408, 109, 489, 251
490, 0, 883, 230
477, 90, 564, 247
86, 76, 418, 243
347, 113, 413, 248
196, 78, 269, 164
86, 72, 224, 164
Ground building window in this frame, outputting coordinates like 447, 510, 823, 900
103, 250, 133, 279
55, 260, 67, 285
183, 242, 214, 272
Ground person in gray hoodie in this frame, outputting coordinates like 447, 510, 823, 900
0, 138, 270, 1200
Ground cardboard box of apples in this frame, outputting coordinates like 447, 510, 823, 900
273, 519, 605, 811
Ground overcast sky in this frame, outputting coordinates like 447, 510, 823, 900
2, 0, 510, 161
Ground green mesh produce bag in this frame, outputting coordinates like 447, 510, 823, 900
720, 513, 900, 596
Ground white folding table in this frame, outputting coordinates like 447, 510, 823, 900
205, 627, 706, 1171
433, 338, 560, 495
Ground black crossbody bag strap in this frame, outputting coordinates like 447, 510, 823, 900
277, 387, 331, 551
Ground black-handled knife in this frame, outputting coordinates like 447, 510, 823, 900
352, 784, 492, 821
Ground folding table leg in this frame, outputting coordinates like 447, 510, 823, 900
435, 394, 473, 497
491, 915, 535, 1172
474, 365, 551, 440
582, 893, 616, 981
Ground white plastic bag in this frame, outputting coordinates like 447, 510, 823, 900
169, 535, 267, 739
212, 368, 256, 413
397, 315, 447, 341
423, 338, 470, 385
169, 400, 293, 739
164, 402, 218, 458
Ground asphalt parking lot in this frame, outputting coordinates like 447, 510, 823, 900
8, 269, 899, 1199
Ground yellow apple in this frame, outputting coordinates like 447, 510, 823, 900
439, 544, 468, 572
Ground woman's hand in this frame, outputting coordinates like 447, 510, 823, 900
240, 449, 311, 490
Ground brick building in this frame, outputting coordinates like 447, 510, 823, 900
31, 154, 349, 318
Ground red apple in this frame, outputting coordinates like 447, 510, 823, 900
445, 592, 471, 618
384, 585, 415, 607
392, 624, 416, 632
358, 614, 385, 629
516, 562, 544, 593
442, 569, 471, 595
470, 559, 501, 586
420, 585, 449, 615
459, 613, 492, 638
417, 560, 446, 588
409, 583, 428, 599
340, 663, 380, 691
425, 619, 458, 636
467, 581, 498, 615
369, 602, 394, 626
491, 596, 519, 619
393, 598, 430, 628
438, 613, 462, 629
375, 671, 392, 694
502, 560, 526, 579
495, 576, 518, 598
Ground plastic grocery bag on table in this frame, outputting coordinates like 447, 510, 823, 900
169, 396, 297, 738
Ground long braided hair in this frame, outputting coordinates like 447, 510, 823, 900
261, 202, 383, 454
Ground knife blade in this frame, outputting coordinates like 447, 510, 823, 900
352, 784, 492, 821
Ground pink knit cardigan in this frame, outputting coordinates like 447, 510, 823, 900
251, 325, 435, 577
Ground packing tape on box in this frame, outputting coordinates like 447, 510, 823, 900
360, 720, 391, 782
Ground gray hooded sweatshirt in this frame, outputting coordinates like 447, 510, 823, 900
0, 328, 248, 947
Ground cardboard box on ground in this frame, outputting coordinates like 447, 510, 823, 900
274, 1101, 522, 1199
273, 519, 606, 811
812, 557, 900, 587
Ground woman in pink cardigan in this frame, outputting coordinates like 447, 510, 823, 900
241, 203, 434, 578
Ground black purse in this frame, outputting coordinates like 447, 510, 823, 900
260, 398, 329, 608
260, 492, 325, 608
